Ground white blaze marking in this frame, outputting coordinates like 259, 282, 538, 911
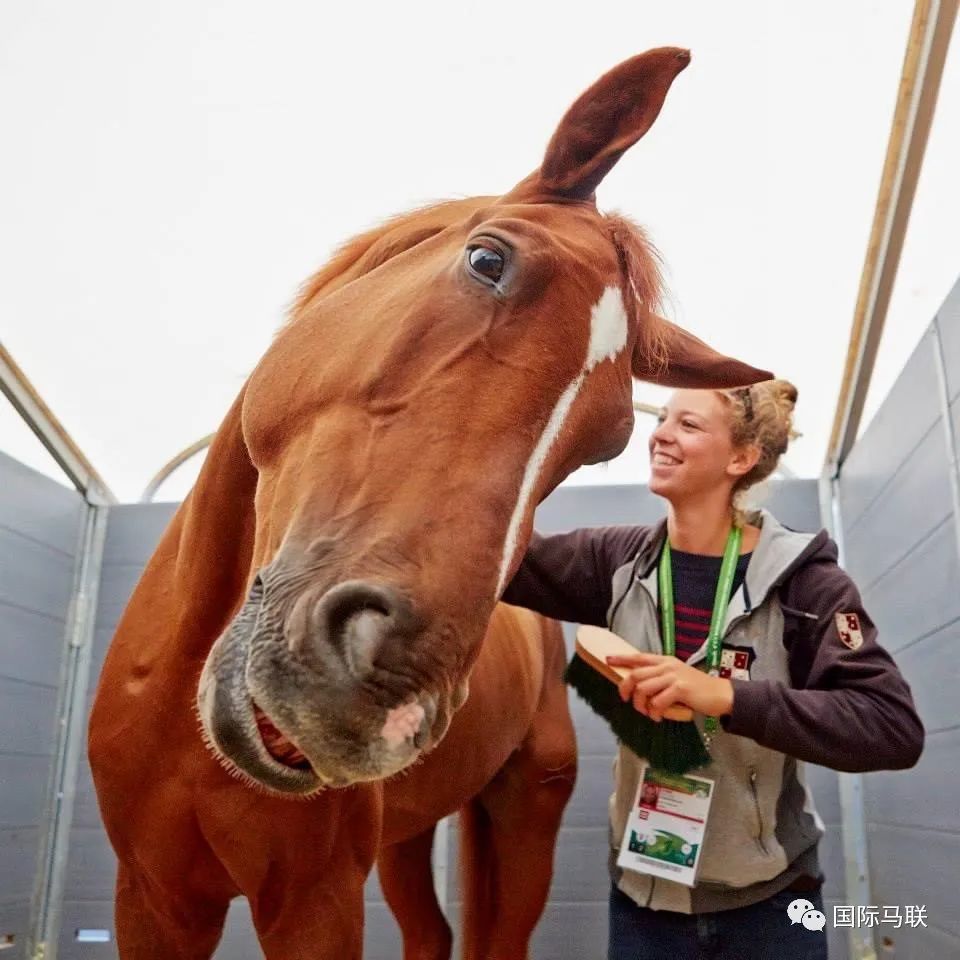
495, 375, 583, 596
495, 285, 627, 597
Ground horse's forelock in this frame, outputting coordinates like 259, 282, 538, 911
606, 213, 668, 375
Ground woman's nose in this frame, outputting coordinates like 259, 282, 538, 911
652, 420, 673, 444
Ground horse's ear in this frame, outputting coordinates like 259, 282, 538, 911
512, 48, 691, 202
635, 314, 773, 388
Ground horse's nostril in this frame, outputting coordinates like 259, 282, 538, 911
340, 607, 390, 671
307, 581, 408, 673
320, 581, 397, 633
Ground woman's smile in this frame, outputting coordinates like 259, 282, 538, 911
652, 450, 683, 467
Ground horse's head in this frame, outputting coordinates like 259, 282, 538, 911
198, 49, 771, 794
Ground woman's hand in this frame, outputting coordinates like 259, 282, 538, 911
606, 652, 735, 722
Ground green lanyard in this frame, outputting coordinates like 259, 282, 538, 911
658, 526, 742, 734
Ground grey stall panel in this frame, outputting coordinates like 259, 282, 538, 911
532, 477, 822, 535
844, 420, 953, 592
833, 278, 960, 960
935, 276, 960, 401
58, 505, 177, 959
859, 517, 960, 657
839, 331, 943, 536
0, 452, 83, 960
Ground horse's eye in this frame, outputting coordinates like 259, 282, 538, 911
466, 245, 505, 284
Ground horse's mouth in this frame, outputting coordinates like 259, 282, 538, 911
252, 703, 312, 771
198, 637, 444, 794
197, 664, 326, 793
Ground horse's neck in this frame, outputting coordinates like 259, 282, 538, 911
142, 391, 258, 662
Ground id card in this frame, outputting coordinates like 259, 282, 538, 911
617, 763, 715, 887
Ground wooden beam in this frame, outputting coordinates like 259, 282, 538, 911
827, 0, 959, 474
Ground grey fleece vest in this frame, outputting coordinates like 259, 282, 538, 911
606, 510, 825, 913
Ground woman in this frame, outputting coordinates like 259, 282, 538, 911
502, 381, 923, 960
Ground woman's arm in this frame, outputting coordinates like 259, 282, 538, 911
721, 552, 924, 772
501, 525, 649, 625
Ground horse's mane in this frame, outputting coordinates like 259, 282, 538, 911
287, 198, 487, 323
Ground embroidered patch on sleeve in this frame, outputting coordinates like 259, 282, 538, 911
835, 612, 863, 650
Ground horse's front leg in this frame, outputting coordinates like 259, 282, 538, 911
245, 784, 383, 960
250, 868, 368, 960
114, 865, 231, 960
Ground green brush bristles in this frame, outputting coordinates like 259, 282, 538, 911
564, 653, 711, 775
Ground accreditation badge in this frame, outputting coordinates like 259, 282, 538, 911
617, 763, 716, 887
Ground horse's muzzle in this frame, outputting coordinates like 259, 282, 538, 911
197, 570, 450, 794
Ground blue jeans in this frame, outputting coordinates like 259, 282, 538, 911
608, 884, 829, 960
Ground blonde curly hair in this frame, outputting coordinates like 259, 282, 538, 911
716, 379, 798, 524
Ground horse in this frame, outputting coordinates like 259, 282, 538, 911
88, 47, 771, 960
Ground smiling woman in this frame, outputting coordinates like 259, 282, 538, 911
502, 379, 924, 960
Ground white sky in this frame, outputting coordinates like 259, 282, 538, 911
2, 2, 958, 503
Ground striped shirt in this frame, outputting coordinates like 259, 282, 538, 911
665, 549, 752, 662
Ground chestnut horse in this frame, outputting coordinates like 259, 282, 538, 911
88, 48, 770, 960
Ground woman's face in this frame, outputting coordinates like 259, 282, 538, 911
648, 390, 754, 504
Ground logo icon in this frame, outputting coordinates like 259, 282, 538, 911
787, 898, 826, 933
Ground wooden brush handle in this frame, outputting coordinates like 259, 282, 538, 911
575, 625, 694, 723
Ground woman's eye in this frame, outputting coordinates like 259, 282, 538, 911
466, 245, 505, 284
682, 420, 698, 429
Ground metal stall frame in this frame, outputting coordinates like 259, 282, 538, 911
822, 2, 959, 959
0, 343, 115, 960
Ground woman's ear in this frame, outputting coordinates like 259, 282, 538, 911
727, 443, 761, 480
